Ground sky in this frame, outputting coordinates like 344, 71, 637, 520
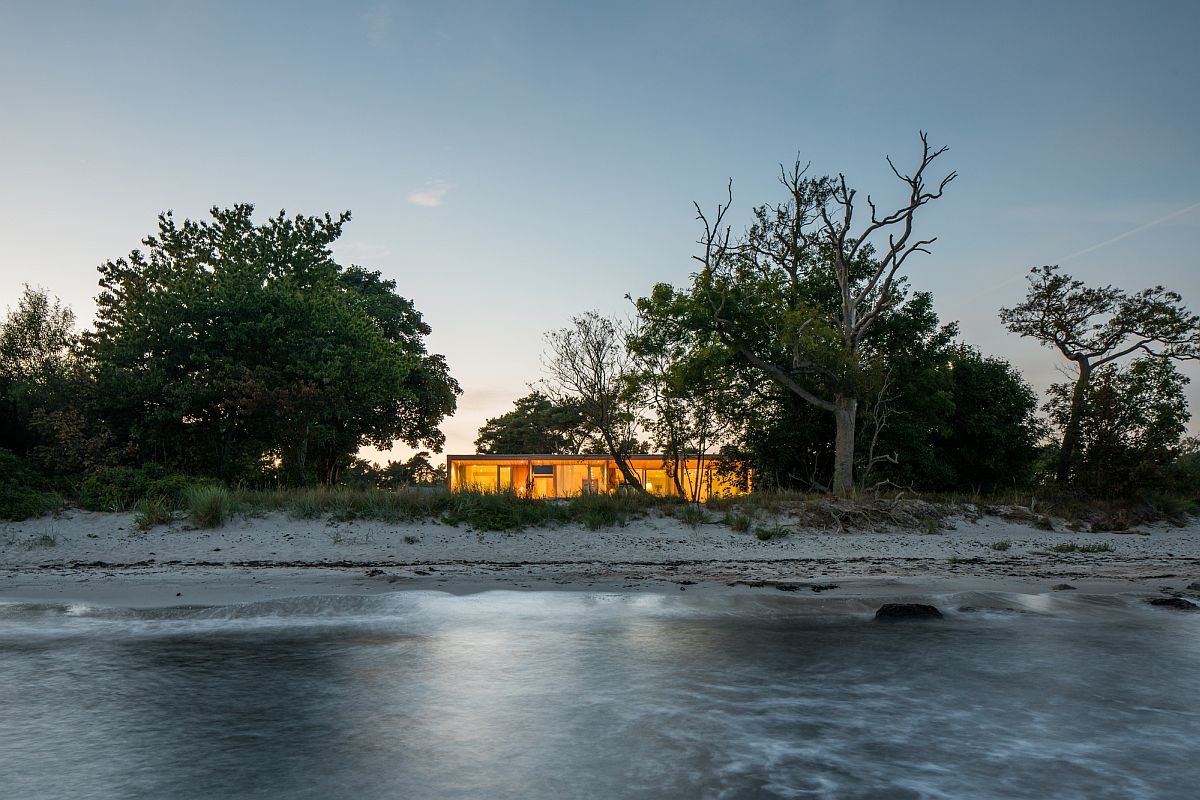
1, 0, 1198, 460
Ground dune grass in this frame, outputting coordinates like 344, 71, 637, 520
183, 484, 234, 529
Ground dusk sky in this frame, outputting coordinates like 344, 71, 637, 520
2, 0, 1197, 459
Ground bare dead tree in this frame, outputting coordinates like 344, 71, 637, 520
694, 132, 954, 495
817, 132, 956, 493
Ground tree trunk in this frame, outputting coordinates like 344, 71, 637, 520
1055, 364, 1091, 485
601, 429, 647, 494
832, 395, 858, 495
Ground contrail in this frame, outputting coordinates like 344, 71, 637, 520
956, 199, 1200, 304
1060, 199, 1200, 263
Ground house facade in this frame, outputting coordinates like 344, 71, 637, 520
445, 454, 744, 501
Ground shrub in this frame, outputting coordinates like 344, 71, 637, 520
80, 465, 160, 511
0, 449, 62, 520
723, 512, 752, 533
755, 524, 789, 541
134, 496, 173, 530
0, 485, 62, 521
990, 540, 1011, 551
677, 505, 709, 528
288, 490, 325, 520
183, 484, 233, 528
80, 465, 198, 511
442, 488, 570, 531
569, 493, 640, 530
704, 495, 735, 512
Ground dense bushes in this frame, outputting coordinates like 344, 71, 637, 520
0, 449, 62, 521
79, 465, 201, 512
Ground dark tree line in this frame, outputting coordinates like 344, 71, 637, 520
509, 136, 1199, 499
0, 205, 459, 493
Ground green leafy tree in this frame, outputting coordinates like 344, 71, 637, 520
379, 452, 447, 487
1045, 357, 1189, 494
87, 204, 460, 485
1000, 265, 1200, 485
930, 348, 1041, 492
0, 286, 114, 475
854, 292, 958, 489
628, 283, 742, 500
694, 133, 955, 493
475, 391, 590, 454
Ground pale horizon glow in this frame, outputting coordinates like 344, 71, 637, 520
1, 1, 1198, 464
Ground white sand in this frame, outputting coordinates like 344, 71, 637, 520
3, 509, 1198, 607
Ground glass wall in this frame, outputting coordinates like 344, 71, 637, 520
458, 464, 513, 492
449, 456, 746, 499
557, 464, 601, 496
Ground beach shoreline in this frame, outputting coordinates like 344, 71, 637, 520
3, 509, 1198, 608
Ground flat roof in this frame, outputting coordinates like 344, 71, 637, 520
445, 453, 713, 461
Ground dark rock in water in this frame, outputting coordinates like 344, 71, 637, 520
1187, 581, 1200, 592
875, 603, 943, 620
810, 583, 840, 593
365, 568, 385, 577
775, 583, 801, 592
1147, 597, 1199, 611
1050, 584, 1076, 591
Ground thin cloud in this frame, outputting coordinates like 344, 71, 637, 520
407, 180, 453, 208
363, 3, 392, 45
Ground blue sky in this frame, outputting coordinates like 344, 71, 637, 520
2, 0, 1198, 457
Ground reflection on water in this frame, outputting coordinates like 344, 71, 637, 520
2, 590, 1198, 799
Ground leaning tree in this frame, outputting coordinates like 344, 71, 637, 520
542, 312, 646, 492
694, 132, 955, 494
1000, 264, 1200, 485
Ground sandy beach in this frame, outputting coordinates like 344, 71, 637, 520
3, 509, 1198, 607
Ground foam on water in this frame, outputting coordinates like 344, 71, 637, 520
2, 589, 1198, 799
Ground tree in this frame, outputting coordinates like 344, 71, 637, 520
694, 132, 955, 493
475, 391, 590, 454
542, 312, 646, 492
1045, 356, 1189, 494
931, 348, 1041, 492
0, 286, 100, 472
627, 283, 739, 500
87, 204, 460, 485
379, 452, 446, 487
1000, 265, 1200, 485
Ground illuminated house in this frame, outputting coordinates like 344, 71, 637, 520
445, 454, 744, 501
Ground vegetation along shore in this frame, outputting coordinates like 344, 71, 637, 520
3, 135, 1199, 603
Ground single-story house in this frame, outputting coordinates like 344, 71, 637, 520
445, 453, 744, 500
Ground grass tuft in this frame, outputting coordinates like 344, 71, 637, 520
723, 512, 753, 533
754, 524, 790, 541
183, 484, 233, 529
134, 495, 173, 530
676, 505, 709, 528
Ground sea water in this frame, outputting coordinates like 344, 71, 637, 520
1, 590, 1197, 799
